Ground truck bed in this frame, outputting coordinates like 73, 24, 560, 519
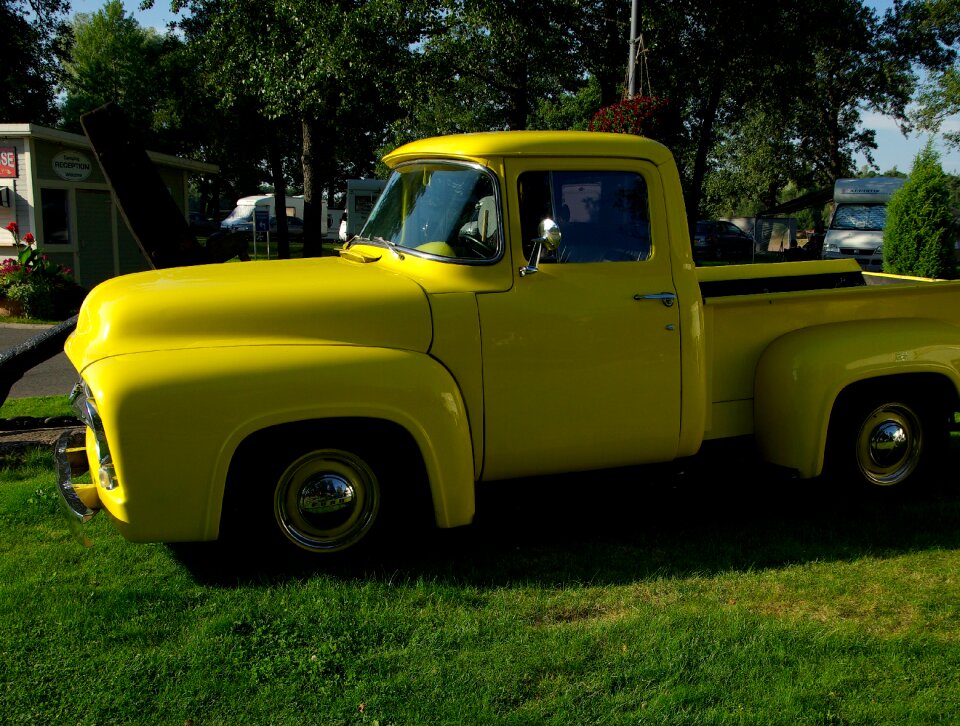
696, 260, 960, 439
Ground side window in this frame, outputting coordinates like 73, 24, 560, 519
518, 170, 652, 263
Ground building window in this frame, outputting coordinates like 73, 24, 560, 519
41, 188, 70, 244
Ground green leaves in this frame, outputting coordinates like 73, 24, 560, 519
883, 141, 957, 279
0, 0, 70, 125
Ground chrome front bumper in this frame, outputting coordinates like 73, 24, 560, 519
55, 380, 108, 526
54, 428, 100, 523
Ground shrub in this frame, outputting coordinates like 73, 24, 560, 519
883, 141, 958, 279
1, 222, 85, 319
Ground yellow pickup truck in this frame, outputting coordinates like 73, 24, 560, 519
56, 131, 960, 557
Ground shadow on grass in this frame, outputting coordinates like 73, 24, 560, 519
170, 441, 960, 588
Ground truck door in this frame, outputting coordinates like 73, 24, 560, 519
478, 160, 681, 481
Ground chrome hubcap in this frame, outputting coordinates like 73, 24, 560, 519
856, 404, 922, 486
274, 449, 379, 552
298, 474, 355, 515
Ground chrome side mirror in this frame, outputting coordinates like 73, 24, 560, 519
520, 218, 561, 277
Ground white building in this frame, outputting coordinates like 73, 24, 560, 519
0, 124, 217, 290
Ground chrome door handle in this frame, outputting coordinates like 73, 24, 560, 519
634, 292, 676, 307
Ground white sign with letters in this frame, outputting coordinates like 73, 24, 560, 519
52, 151, 94, 182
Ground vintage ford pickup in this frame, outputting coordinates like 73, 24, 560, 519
56, 131, 960, 556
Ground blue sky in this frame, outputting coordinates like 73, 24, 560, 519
66, 0, 960, 174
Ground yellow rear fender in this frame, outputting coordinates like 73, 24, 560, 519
754, 319, 960, 478
81, 345, 476, 543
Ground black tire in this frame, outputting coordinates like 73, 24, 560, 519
222, 423, 430, 559
271, 446, 383, 553
825, 388, 948, 492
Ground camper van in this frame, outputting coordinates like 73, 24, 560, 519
822, 176, 906, 271
220, 195, 327, 236
340, 179, 387, 240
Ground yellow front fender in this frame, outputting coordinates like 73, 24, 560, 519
754, 319, 960, 478
81, 345, 476, 542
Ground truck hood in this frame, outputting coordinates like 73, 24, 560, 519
67, 257, 433, 372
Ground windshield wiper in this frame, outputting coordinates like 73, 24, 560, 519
348, 235, 405, 260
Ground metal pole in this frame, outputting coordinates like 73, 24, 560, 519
627, 0, 640, 98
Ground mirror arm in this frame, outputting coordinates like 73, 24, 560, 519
519, 238, 545, 277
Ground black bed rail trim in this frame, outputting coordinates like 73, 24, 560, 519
700, 271, 866, 300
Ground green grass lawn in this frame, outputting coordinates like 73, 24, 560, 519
3, 443, 960, 724
0, 394, 73, 419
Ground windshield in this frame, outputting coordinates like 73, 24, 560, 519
359, 162, 500, 262
831, 204, 887, 231
224, 205, 254, 223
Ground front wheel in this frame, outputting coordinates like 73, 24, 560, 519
221, 423, 433, 560
273, 448, 382, 553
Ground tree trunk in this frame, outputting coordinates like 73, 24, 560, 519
301, 117, 322, 257
687, 79, 723, 230
197, 176, 210, 223
270, 139, 289, 259
506, 55, 530, 130
599, 0, 624, 106
210, 174, 221, 221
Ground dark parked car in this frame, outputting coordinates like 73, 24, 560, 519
692, 220, 755, 261
218, 215, 305, 237
188, 211, 220, 237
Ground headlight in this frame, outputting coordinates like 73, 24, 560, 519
70, 381, 119, 491
824, 242, 839, 253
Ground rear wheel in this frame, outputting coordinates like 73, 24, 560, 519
852, 402, 922, 486
825, 387, 948, 492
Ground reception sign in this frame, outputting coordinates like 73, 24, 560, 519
52, 150, 93, 181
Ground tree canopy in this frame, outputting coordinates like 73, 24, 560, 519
1, 0, 70, 124
907, 0, 960, 148
36, 0, 960, 247
60, 0, 174, 141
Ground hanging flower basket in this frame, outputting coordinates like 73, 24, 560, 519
588, 95, 669, 138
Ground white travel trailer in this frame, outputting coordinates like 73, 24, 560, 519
340, 179, 387, 239
220, 194, 327, 234
822, 176, 906, 271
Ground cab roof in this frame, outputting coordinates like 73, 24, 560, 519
383, 131, 675, 168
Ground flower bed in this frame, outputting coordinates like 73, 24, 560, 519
1, 222, 85, 320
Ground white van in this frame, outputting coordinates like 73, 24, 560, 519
822, 177, 906, 271
220, 195, 327, 235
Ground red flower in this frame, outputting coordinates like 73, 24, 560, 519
23, 232, 35, 245
4, 221, 17, 235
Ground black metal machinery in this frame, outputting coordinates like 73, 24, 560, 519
0, 102, 238, 406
